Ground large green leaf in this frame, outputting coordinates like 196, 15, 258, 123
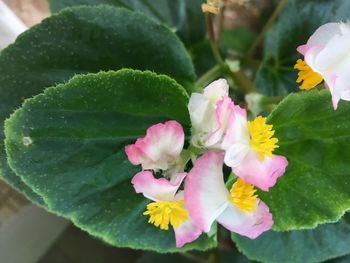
0, 5, 196, 204
260, 90, 350, 230
4, 69, 216, 252
256, 0, 350, 95
48, 0, 206, 48
232, 218, 350, 263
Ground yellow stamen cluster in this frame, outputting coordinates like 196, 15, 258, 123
229, 178, 258, 212
143, 200, 188, 230
248, 116, 278, 160
294, 59, 323, 90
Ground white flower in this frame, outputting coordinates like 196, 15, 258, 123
295, 22, 350, 109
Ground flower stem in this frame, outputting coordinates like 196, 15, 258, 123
247, 0, 288, 58
228, 68, 256, 93
206, 13, 225, 66
204, 12, 257, 94
208, 248, 220, 263
196, 65, 222, 88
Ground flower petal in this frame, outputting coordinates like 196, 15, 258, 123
222, 104, 249, 149
224, 143, 250, 168
173, 191, 202, 248
174, 217, 202, 248
233, 150, 288, 191
203, 78, 229, 103
216, 200, 273, 239
206, 96, 235, 148
188, 93, 215, 134
185, 151, 229, 233
125, 121, 184, 170
307, 22, 342, 47
131, 171, 186, 201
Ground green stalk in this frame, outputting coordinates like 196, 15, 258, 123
247, 0, 288, 58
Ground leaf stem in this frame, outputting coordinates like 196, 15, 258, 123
195, 65, 222, 87
247, 0, 288, 58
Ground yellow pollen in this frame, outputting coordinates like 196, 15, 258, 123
294, 59, 323, 90
248, 116, 279, 160
230, 178, 258, 212
143, 200, 188, 230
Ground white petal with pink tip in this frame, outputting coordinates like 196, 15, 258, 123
131, 171, 186, 201
125, 121, 184, 170
185, 151, 228, 232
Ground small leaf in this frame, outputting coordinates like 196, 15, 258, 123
232, 218, 350, 263
261, 90, 350, 230
5, 69, 215, 252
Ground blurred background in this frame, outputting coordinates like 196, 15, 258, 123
0, 0, 292, 262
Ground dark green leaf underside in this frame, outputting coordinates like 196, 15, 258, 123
5, 69, 215, 252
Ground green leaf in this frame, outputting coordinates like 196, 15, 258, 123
4, 69, 216, 252
232, 219, 350, 263
48, 0, 207, 47
261, 90, 350, 230
189, 40, 216, 76
0, 5, 196, 203
256, 0, 350, 95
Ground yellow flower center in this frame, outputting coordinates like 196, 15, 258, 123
248, 116, 278, 160
143, 200, 188, 230
229, 178, 258, 212
294, 59, 323, 90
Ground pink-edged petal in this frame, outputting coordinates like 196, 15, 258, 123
303, 45, 325, 73
173, 191, 202, 248
125, 144, 146, 165
188, 93, 215, 133
125, 121, 184, 170
307, 23, 342, 47
185, 151, 229, 233
314, 33, 350, 72
174, 217, 202, 247
216, 200, 273, 239
224, 143, 250, 168
131, 171, 186, 201
203, 78, 229, 103
222, 104, 249, 149
233, 150, 288, 191
296, 44, 309, 56
206, 96, 234, 147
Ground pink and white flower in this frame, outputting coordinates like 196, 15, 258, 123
188, 79, 236, 149
296, 22, 350, 109
132, 171, 202, 247
222, 106, 288, 191
125, 121, 184, 171
185, 151, 273, 239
